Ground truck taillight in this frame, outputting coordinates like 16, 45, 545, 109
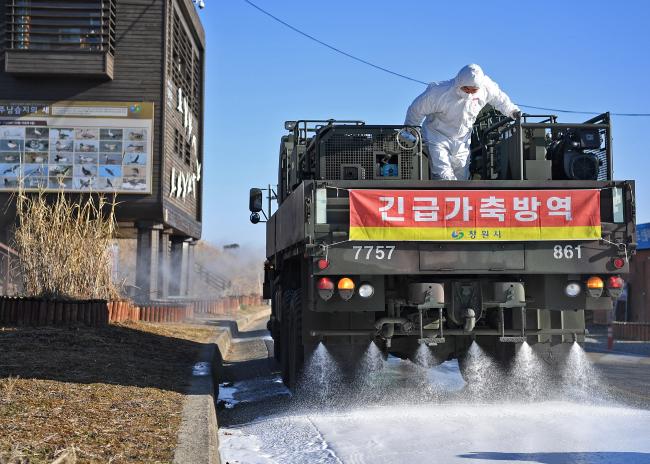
337, 277, 355, 301
317, 277, 334, 301
317, 259, 329, 270
607, 276, 624, 298
612, 257, 625, 270
586, 276, 604, 298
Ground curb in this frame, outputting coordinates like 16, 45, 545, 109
173, 308, 270, 464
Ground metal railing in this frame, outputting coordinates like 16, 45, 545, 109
194, 262, 231, 292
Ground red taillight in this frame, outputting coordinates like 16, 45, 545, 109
607, 276, 624, 289
606, 276, 624, 298
612, 257, 625, 270
317, 259, 329, 270
317, 277, 334, 301
317, 277, 334, 290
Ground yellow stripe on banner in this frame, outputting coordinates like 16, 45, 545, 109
349, 226, 602, 241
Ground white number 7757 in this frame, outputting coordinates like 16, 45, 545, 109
352, 245, 395, 260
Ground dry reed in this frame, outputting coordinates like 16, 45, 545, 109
13, 189, 119, 300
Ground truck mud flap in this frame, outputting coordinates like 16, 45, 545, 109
419, 243, 525, 271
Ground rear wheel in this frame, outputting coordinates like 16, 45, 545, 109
271, 289, 281, 361
287, 289, 304, 389
280, 289, 293, 385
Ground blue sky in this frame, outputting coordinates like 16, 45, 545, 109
199, 0, 650, 248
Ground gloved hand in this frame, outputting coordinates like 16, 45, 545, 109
511, 110, 522, 119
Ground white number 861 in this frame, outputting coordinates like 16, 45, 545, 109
553, 245, 582, 259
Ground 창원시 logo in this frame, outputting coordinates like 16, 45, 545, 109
451, 230, 464, 240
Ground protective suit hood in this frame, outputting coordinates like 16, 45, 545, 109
455, 64, 485, 88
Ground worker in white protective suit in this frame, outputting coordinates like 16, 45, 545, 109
404, 64, 521, 180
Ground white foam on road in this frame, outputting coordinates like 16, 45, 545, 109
220, 401, 650, 464
310, 401, 650, 464
218, 351, 650, 464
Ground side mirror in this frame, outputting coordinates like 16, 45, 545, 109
249, 188, 263, 212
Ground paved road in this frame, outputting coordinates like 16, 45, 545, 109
217, 318, 650, 464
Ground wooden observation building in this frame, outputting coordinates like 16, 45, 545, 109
0, 0, 205, 300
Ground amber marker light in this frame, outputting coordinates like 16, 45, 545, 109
337, 277, 355, 301
587, 276, 604, 298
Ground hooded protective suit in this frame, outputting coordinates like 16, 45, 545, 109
405, 64, 520, 180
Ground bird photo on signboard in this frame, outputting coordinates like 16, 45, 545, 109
54, 154, 69, 163
76, 129, 97, 140
56, 130, 73, 140
81, 166, 93, 176
55, 140, 73, 151
52, 166, 71, 177
78, 143, 96, 152
128, 130, 144, 141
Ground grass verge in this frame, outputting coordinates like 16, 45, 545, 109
0, 321, 217, 463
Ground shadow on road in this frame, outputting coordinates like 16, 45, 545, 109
459, 452, 650, 464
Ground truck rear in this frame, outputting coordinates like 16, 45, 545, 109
250, 113, 635, 388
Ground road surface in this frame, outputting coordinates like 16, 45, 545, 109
217, 317, 650, 464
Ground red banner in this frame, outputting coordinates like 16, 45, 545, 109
349, 189, 601, 241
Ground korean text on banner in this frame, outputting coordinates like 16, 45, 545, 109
349, 189, 601, 241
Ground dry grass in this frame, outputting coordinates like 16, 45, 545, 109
13, 189, 119, 300
0, 321, 217, 463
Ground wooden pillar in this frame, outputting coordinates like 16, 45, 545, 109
185, 239, 197, 297
170, 235, 188, 296
158, 229, 172, 299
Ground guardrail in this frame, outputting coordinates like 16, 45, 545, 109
0, 295, 264, 327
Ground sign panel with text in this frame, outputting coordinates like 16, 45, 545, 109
349, 189, 601, 241
0, 101, 154, 194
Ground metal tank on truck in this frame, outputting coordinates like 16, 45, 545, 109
249, 110, 636, 389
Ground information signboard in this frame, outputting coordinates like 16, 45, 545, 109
0, 101, 154, 193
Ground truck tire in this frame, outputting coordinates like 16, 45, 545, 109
271, 289, 282, 362
288, 289, 304, 389
280, 289, 293, 385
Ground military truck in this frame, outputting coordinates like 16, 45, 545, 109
249, 111, 635, 388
